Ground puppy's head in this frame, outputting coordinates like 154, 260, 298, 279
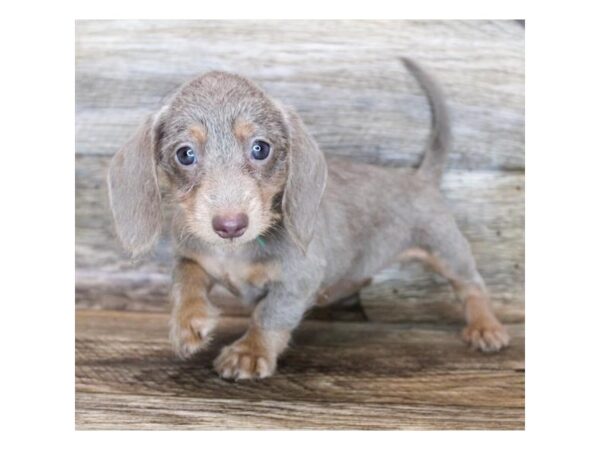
108, 72, 327, 256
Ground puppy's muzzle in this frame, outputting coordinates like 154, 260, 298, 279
212, 213, 249, 239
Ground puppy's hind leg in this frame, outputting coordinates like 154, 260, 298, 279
169, 258, 220, 359
412, 217, 510, 352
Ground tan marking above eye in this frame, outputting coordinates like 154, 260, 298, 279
233, 118, 256, 142
189, 125, 207, 145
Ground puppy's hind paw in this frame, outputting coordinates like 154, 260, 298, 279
170, 314, 217, 359
462, 319, 510, 353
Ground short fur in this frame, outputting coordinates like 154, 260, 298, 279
108, 59, 509, 380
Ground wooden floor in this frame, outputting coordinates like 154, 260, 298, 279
75, 309, 524, 430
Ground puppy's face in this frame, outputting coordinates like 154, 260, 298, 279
108, 71, 327, 256
155, 73, 289, 247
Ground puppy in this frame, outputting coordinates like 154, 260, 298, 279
108, 58, 509, 380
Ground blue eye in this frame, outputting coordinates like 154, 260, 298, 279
250, 140, 271, 161
176, 146, 197, 165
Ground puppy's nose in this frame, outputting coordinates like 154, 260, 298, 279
212, 213, 249, 239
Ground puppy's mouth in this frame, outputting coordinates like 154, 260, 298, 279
209, 231, 259, 249
215, 233, 251, 244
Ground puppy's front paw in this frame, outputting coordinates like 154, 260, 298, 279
214, 339, 276, 380
170, 312, 217, 359
462, 318, 510, 352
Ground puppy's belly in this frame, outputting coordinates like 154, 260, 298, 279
316, 278, 372, 306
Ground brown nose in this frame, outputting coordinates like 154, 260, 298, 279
212, 213, 249, 239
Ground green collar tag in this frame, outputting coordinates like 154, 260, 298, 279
256, 236, 267, 249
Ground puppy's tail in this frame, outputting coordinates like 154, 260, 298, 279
402, 57, 451, 185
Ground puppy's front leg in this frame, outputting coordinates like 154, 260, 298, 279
169, 257, 219, 359
214, 282, 312, 380
213, 322, 290, 380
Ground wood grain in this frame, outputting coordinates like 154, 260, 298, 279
76, 20, 524, 170
75, 310, 524, 430
76, 393, 524, 430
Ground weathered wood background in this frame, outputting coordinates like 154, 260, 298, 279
75, 20, 524, 322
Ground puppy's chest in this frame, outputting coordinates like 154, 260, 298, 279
199, 253, 280, 303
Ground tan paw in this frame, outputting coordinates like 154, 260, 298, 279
213, 340, 275, 380
462, 319, 510, 352
170, 313, 217, 359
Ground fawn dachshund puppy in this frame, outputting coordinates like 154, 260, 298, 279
108, 58, 509, 380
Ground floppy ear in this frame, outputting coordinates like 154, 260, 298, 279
282, 108, 328, 253
107, 115, 162, 257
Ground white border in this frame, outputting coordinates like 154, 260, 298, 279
3, 0, 600, 447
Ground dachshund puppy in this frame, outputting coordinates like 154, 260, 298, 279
108, 58, 509, 380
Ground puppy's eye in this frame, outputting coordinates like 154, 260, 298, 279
176, 146, 197, 166
250, 140, 271, 161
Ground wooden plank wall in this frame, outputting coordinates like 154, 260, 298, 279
75, 20, 524, 322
